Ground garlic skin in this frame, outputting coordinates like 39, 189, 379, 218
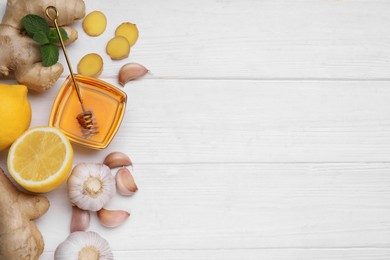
71, 206, 90, 233
54, 231, 113, 260
103, 151, 132, 169
97, 208, 130, 228
116, 167, 138, 196
68, 163, 116, 211
118, 62, 148, 86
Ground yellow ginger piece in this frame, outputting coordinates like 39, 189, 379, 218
106, 36, 130, 60
83, 11, 107, 36
115, 22, 139, 47
77, 53, 103, 77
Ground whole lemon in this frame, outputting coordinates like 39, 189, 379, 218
0, 84, 31, 151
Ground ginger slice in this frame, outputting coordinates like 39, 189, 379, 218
77, 53, 103, 78
106, 36, 130, 60
115, 22, 139, 47
83, 11, 107, 36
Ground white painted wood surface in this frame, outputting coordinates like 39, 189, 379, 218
1, 0, 390, 259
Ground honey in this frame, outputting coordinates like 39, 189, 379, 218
49, 75, 127, 150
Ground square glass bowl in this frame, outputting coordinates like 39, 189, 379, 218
49, 75, 127, 150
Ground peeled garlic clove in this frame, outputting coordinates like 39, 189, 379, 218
70, 206, 90, 233
116, 167, 138, 196
118, 62, 148, 86
103, 152, 132, 169
54, 231, 113, 260
97, 208, 130, 228
67, 163, 116, 212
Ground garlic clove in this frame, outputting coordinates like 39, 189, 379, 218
103, 152, 132, 169
116, 167, 138, 196
97, 208, 130, 228
70, 206, 90, 233
118, 62, 148, 86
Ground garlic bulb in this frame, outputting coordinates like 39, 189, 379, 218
54, 231, 113, 260
68, 163, 116, 211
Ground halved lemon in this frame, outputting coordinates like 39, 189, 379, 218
7, 126, 73, 193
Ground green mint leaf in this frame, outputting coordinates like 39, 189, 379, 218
48, 29, 58, 43
21, 14, 50, 37
48, 28, 69, 43
32, 31, 50, 45
40, 44, 59, 67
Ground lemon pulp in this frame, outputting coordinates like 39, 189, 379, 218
8, 127, 73, 193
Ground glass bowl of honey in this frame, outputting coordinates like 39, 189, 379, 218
49, 74, 127, 150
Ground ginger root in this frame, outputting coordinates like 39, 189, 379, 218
77, 53, 103, 78
82, 11, 107, 37
0, 0, 86, 92
106, 36, 130, 60
115, 22, 139, 47
0, 167, 50, 260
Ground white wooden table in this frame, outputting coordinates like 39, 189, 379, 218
1, 0, 390, 259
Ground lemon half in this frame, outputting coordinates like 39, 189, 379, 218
7, 127, 73, 193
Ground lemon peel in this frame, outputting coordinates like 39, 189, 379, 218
0, 84, 31, 151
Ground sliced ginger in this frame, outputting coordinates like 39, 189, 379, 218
83, 11, 107, 36
106, 36, 130, 60
77, 53, 104, 77
115, 22, 139, 47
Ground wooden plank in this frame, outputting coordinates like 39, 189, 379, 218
0, 2, 388, 259
1, 0, 388, 80
37, 163, 390, 251
70, 0, 390, 79
41, 249, 390, 260
23, 79, 390, 163
0, 0, 388, 96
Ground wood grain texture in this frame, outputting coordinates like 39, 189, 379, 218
67, 0, 390, 80
37, 163, 390, 252
41, 249, 390, 260
0, 0, 389, 259
25, 79, 390, 164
